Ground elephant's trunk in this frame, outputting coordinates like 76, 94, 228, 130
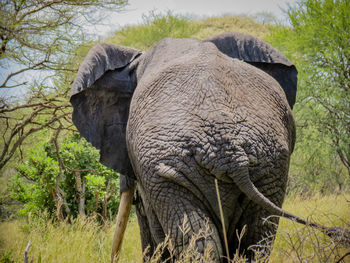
111, 187, 135, 263
233, 167, 350, 246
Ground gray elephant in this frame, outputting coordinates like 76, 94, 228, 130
70, 32, 347, 262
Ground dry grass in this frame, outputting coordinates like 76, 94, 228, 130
0, 193, 349, 262
143, 216, 219, 263
269, 193, 350, 263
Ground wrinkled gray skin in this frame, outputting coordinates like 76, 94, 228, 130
71, 32, 298, 261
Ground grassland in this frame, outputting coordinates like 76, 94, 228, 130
1, 193, 349, 263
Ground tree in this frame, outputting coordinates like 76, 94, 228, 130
0, 0, 128, 170
0, 0, 128, 90
268, 0, 350, 182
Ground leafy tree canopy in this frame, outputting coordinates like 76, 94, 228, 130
268, 0, 350, 192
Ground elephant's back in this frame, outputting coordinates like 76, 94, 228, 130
127, 40, 294, 178
127, 48, 294, 156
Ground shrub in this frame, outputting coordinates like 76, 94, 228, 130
9, 134, 120, 221
107, 11, 199, 50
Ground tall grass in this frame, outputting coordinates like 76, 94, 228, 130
1, 193, 349, 262
0, 215, 142, 263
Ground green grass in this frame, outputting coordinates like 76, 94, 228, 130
105, 12, 272, 51
1, 193, 349, 262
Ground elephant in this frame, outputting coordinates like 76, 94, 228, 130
70, 32, 348, 262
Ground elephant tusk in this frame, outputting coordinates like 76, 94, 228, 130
111, 187, 135, 263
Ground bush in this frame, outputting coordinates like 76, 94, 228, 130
107, 11, 199, 50
9, 133, 120, 221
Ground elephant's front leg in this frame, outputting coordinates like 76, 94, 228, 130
142, 177, 224, 262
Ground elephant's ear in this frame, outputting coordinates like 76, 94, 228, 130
205, 32, 297, 108
70, 43, 142, 183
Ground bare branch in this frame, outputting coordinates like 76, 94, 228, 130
0, 111, 70, 170
0, 61, 47, 88
24, 240, 32, 263
0, 99, 69, 113
18, 0, 66, 22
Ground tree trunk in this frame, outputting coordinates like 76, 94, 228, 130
337, 149, 350, 178
74, 171, 86, 216
102, 192, 112, 222
49, 186, 70, 220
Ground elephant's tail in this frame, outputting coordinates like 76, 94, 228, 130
232, 166, 350, 246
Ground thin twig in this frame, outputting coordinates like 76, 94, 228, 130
214, 178, 230, 262
335, 251, 350, 263
24, 240, 32, 263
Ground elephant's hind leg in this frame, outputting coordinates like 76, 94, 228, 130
135, 191, 157, 259
135, 189, 172, 261
151, 180, 224, 262
235, 201, 278, 260
235, 169, 288, 260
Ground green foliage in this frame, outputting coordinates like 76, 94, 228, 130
268, 0, 350, 193
106, 12, 273, 50
9, 146, 59, 216
107, 11, 200, 50
8, 134, 120, 219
